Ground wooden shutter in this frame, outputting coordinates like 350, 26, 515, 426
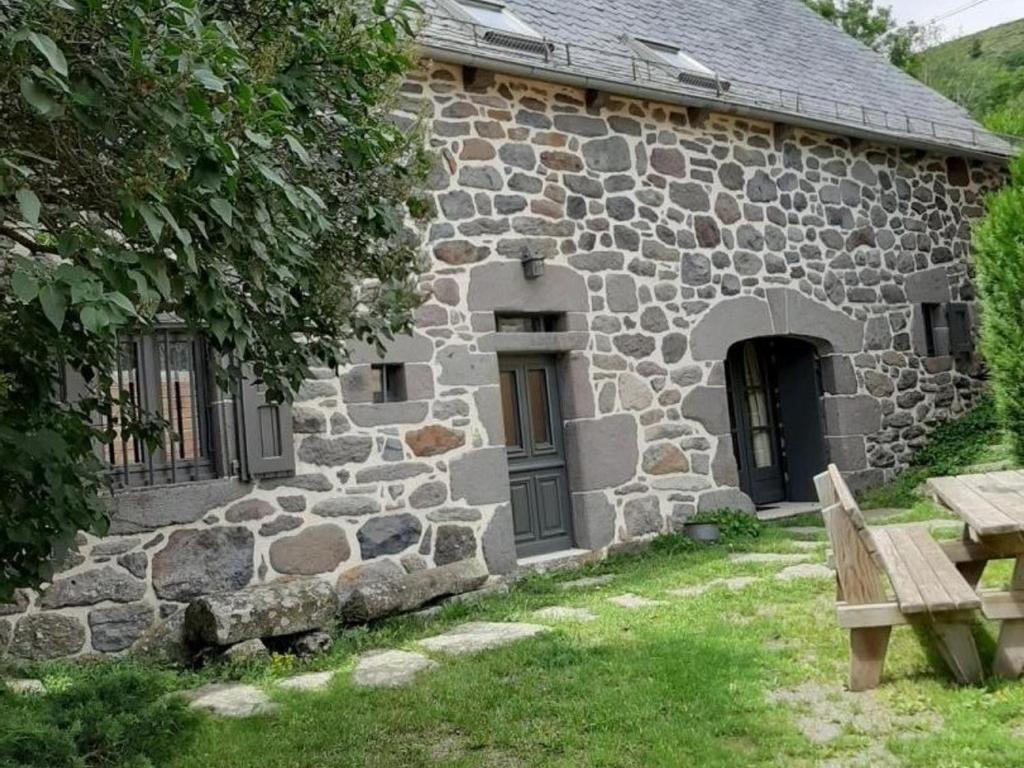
239, 368, 295, 478
946, 303, 973, 355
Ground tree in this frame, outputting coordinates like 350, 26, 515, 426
0, 0, 429, 598
974, 110, 1024, 462
803, 0, 923, 71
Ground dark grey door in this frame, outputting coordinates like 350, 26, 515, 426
499, 355, 573, 557
727, 340, 786, 505
774, 339, 828, 502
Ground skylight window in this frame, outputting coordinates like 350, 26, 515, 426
440, 0, 553, 56
627, 37, 729, 93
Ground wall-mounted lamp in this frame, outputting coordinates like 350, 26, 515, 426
521, 247, 545, 280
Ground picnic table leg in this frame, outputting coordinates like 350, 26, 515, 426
994, 557, 1024, 680
849, 626, 891, 691
955, 525, 987, 589
931, 621, 983, 685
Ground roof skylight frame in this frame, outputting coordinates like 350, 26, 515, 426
626, 36, 730, 94
438, 0, 554, 57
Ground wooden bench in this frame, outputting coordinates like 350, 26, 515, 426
814, 464, 983, 690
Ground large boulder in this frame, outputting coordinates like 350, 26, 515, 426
185, 577, 338, 647
337, 559, 488, 624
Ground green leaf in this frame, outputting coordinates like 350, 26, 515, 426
285, 134, 310, 164
209, 197, 233, 226
194, 68, 226, 93
138, 203, 164, 242
12, 269, 39, 303
80, 305, 104, 333
19, 76, 60, 117
39, 284, 67, 329
106, 292, 137, 316
244, 129, 272, 149
28, 32, 68, 77
15, 188, 41, 225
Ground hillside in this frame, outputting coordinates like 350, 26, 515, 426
914, 17, 1024, 134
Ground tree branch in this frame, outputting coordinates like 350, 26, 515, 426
0, 225, 59, 255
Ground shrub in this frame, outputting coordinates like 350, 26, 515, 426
975, 153, 1024, 464
0, 664, 197, 768
689, 509, 763, 541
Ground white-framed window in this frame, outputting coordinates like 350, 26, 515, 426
627, 37, 728, 92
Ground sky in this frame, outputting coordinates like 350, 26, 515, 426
886, 0, 1024, 42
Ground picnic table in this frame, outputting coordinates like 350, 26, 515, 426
927, 470, 1024, 679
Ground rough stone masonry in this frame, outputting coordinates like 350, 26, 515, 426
0, 60, 1004, 660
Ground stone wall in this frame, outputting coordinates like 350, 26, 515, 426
0, 60, 1005, 660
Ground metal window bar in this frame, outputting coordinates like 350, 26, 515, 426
418, 8, 1020, 157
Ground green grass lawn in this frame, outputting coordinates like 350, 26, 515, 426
143, 519, 1024, 768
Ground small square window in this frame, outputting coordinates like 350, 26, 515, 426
371, 364, 406, 403
922, 303, 948, 357
495, 313, 559, 333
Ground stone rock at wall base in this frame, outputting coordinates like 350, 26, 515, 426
481, 505, 517, 575
697, 488, 756, 514
152, 527, 254, 602
262, 629, 333, 658
9, 614, 86, 660
40, 566, 146, 609
88, 603, 155, 653
185, 577, 339, 647
129, 609, 190, 665
337, 559, 489, 624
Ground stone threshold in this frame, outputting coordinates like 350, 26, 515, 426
516, 548, 601, 575
755, 502, 821, 522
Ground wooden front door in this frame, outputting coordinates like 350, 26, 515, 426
727, 340, 786, 505
499, 356, 574, 557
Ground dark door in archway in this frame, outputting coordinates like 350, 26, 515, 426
726, 338, 828, 505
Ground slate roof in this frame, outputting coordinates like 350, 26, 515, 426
419, 0, 1015, 159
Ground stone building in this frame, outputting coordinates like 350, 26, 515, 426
2, 0, 1014, 659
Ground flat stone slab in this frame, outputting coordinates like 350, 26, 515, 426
607, 593, 666, 609
416, 622, 548, 655
531, 606, 598, 622
728, 553, 811, 565
5, 679, 45, 695
277, 671, 335, 692
776, 564, 834, 581
782, 526, 827, 539
186, 683, 278, 718
558, 575, 615, 591
668, 576, 759, 598
353, 649, 438, 688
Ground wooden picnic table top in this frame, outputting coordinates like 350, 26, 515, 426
927, 470, 1024, 537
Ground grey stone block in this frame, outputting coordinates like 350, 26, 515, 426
10, 614, 86, 660
88, 603, 155, 653
108, 479, 251, 535
681, 386, 731, 436
482, 504, 517, 575
434, 525, 478, 565
820, 355, 857, 395
827, 435, 868, 471
348, 402, 429, 428
689, 297, 772, 360
312, 496, 379, 517
41, 566, 146, 609
767, 288, 864, 353
450, 447, 510, 504
474, 386, 506, 446
697, 488, 755, 514
624, 495, 663, 537
298, 435, 373, 466
571, 492, 615, 550
565, 414, 638, 491
437, 345, 498, 386
358, 514, 423, 559
467, 262, 588, 313
270, 524, 351, 575
823, 395, 883, 437
347, 333, 433, 364
151, 527, 254, 602
558, 353, 596, 420
904, 267, 951, 303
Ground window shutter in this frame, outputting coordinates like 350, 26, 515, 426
947, 303, 973, 355
239, 368, 295, 478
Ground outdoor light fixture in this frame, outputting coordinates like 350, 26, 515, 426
521, 247, 545, 279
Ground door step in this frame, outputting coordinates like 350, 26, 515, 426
756, 502, 821, 522
517, 548, 599, 575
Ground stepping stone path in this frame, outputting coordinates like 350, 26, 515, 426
277, 671, 335, 692
776, 564, 834, 581
532, 606, 598, 622
668, 576, 758, 598
728, 553, 810, 565
783, 526, 827, 539
790, 540, 823, 551
416, 622, 548, 655
607, 593, 665, 609
558, 575, 615, 591
353, 650, 438, 688
186, 683, 278, 718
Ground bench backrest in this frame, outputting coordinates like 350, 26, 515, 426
814, 464, 887, 604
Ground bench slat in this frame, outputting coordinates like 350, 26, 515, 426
871, 527, 927, 613
904, 526, 981, 611
887, 526, 958, 612
928, 476, 1021, 536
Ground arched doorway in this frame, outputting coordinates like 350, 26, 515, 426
725, 337, 828, 505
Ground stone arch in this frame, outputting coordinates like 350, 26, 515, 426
689, 288, 864, 362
